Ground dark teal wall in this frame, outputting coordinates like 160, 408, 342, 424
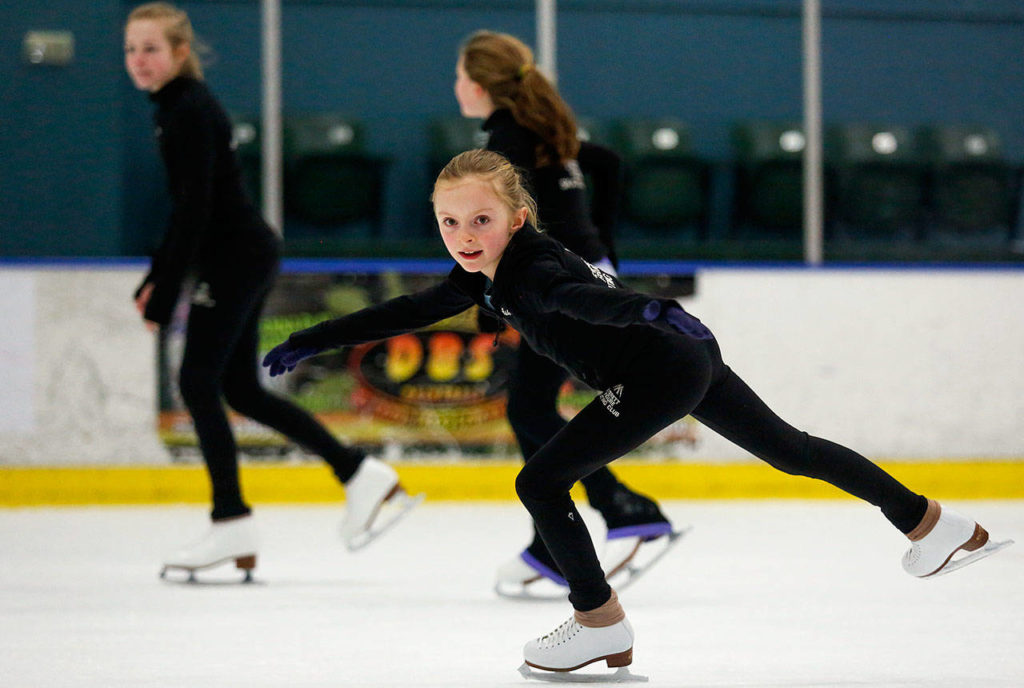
3, 1, 1023, 255
1, 0, 125, 255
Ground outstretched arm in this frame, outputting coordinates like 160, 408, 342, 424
263, 279, 475, 376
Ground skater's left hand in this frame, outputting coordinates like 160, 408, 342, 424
262, 340, 323, 377
642, 300, 714, 341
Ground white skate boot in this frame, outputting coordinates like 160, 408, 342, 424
520, 617, 646, 682
160, 514, 258, 583
341, 457, 424, 551
519, 590, 647, 682
902, 499, 1013, 578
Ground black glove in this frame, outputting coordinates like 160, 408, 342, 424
262, 340, 324, 377
642, 300, 713, 340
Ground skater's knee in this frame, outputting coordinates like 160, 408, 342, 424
178, 366, 221, 409
759, 430, 815, 476
515, 464, 565, 506
222, 379, 265, 416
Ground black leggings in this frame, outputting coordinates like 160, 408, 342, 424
514, 334, 927, 611
506, 342, 626, 505
178, 259, 364, 520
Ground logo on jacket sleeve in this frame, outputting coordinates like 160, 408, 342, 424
599, 384, 624, 417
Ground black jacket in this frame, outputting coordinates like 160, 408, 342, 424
288, 227, 687, 390
483, 109, 620, 266
137, 76, 278, 325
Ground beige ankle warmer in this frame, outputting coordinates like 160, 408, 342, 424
906, 499, 941, 541
574, 589, 626, 628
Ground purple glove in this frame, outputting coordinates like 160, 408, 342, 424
262, 340, 324, 377
642, 300, 713, 340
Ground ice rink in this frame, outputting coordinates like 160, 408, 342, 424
1, 500, 1020, 687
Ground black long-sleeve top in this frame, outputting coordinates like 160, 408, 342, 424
483, 109, 621, 266
287, 227, 688, 391
136, 76, 279, 325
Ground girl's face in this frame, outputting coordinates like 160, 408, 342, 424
434, 177, 527, 280
124, 19, 187, 92
454, 56, 493, 118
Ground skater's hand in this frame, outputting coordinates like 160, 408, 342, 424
642, 300, 713, 340
262, 340, 323, 377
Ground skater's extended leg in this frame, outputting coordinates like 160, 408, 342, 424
222, 303, 364, 483
691, 361, 927, 532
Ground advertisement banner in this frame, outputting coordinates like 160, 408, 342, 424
158, 265, 698, 461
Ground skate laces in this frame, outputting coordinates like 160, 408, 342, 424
536, 617, 582, 648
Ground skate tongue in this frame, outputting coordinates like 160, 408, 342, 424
518, 663, 649, 683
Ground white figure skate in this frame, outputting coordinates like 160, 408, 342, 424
160, 514, 258, 584
341, 457, 424, 551
519, 616, 647, 682
601, 524, 690, 592
903, 500, 1013, 578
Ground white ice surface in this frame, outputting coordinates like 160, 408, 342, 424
0, 501, 1021, 687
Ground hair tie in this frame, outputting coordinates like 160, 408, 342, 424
516, 63, 533, 80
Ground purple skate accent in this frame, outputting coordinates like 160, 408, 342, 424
520, 550, 568, 586
606, 522, 673, 541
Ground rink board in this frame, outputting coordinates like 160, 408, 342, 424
1, 460, 1022, 506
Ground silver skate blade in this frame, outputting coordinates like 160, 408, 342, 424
346, 491, 425, 552
604, 526, 691, 592
518, 663, 648, 683
927, 538, 1014, 578
158, 565, 259, 586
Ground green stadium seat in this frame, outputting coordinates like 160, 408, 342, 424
610, 118, 711, 237
917, 124, 1014, 242
427, 116, 489, 177
283, 114, 388, 229
826, 123, 926, 240
731, 120, 805, 238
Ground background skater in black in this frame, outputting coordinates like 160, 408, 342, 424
455, 30, 678, 595
264, 149, 1012, 676
125, 2, 419, 581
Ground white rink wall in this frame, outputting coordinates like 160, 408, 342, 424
681, 267, 1024, 460
0, 264, 1021, 465
0, 266, 168, 464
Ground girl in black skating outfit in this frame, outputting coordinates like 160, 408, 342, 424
455, 30, 675, 590
125, 2, 415, 580
265, 149, 1008, 672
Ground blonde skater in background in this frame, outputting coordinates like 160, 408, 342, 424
124, 2, 420, 582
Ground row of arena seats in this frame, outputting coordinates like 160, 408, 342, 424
231, 114, 1022, 244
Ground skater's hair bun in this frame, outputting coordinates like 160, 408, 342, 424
459, 30, 578, 167
432, 149, 538, 229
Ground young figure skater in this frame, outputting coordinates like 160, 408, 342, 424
124, 2, 419, 581
264, 149, 1011, 673
455, 30, 679, 594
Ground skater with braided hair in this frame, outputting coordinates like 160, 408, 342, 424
455, 30, 679, 595
264, 149, 1011, 675
124, 2, 419, 582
